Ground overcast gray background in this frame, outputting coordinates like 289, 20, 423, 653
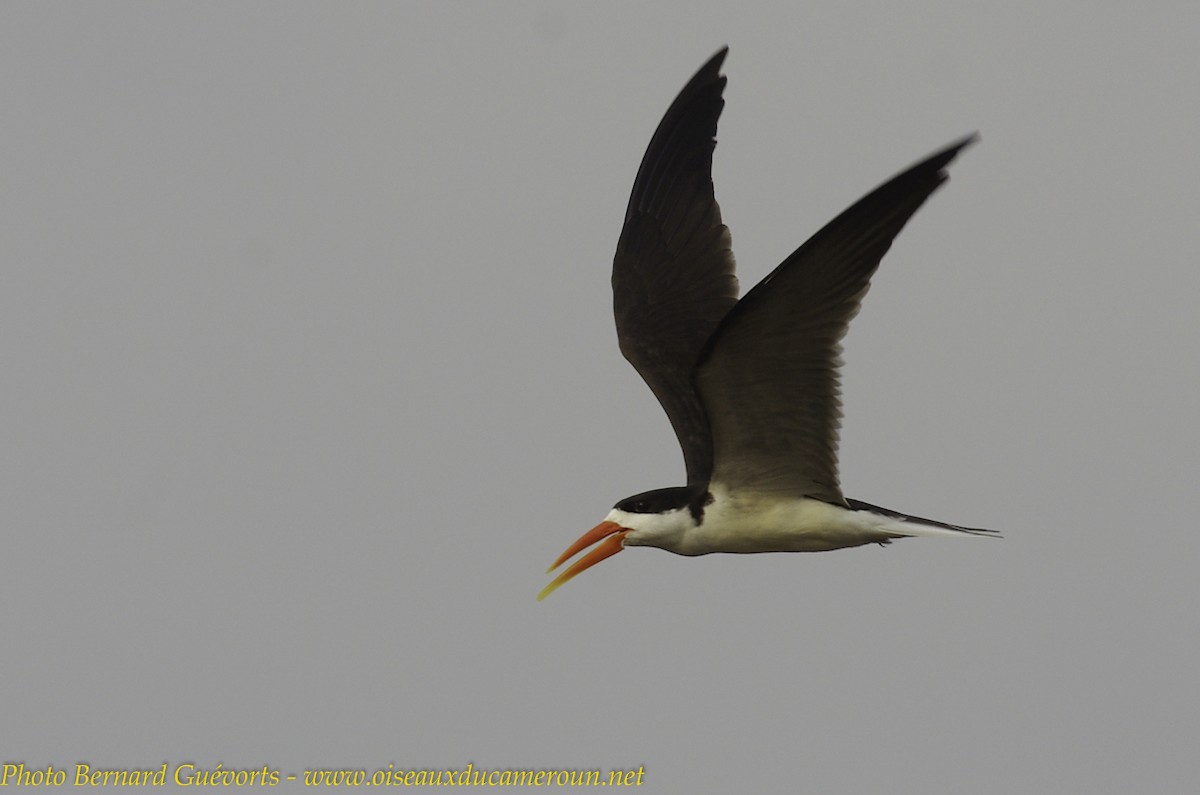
3, 2, 1199, 793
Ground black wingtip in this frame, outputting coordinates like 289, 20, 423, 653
623, 49, 732, 219
954, 131, 981, 148
688, 47, 729, 93
874, 132, 979, 198
931, 132, 980, 173
680, 48, 728, 95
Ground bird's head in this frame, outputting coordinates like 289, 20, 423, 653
538, 487, 700, 600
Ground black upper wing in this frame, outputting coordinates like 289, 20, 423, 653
695, 136, 977, 504
612, 48, 740, 487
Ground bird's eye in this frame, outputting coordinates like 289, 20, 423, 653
633, 501, 648, 512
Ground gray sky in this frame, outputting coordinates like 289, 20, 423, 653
3, 2, 1199, 792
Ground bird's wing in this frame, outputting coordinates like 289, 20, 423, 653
613, 48, 740, 487
695, 135, 977, 504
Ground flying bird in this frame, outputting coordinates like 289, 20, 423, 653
539, 48, 995, 601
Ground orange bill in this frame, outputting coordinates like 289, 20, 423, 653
538, 521, 628, 601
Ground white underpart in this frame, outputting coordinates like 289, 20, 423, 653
613, 484, 985, 556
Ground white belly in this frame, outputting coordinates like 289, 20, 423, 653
676, 489, 895, 555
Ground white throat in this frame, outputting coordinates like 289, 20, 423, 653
606, 505, 697, 555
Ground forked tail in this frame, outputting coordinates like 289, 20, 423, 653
846, 498, 1001, 539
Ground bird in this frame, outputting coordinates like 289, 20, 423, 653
538, 48, 996, 601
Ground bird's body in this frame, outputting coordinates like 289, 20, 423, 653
619, 491, 893, 556
539, 48, 996, 601
614, 486, 992, 558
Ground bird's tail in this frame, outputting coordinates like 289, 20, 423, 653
847, 498, 1000, 539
